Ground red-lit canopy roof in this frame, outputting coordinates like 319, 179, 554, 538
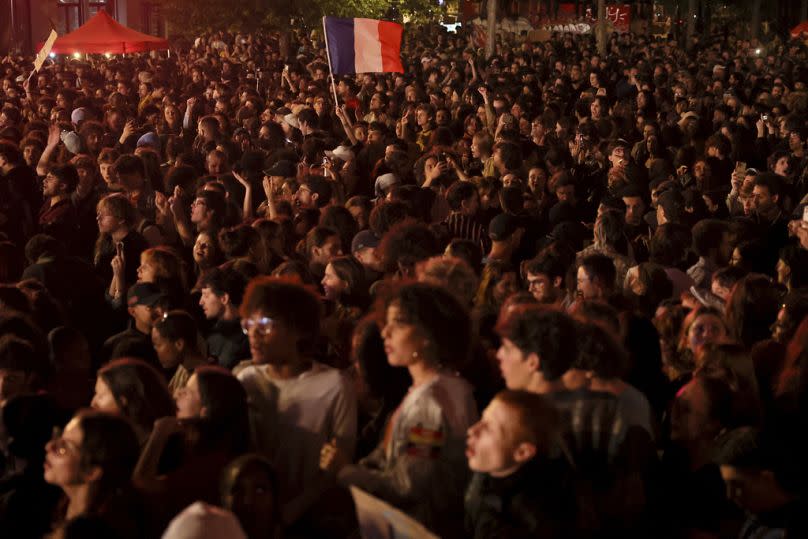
46, 10, 168, 54
792, 21, 808, 38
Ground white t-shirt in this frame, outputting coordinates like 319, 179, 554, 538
236, 361, 357, 503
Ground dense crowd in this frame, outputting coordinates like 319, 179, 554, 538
0, 20, 808, 538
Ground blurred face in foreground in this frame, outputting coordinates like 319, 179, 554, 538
466, 398, 533, 477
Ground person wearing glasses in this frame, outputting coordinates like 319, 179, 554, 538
44, 410, 147, 539
234, 276, 357, 524
293, 175, 332, 213
170, 188, 227, 248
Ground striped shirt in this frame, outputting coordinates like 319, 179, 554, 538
445, 212, 489, 253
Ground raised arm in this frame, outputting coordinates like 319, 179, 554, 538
169, 186, 195, 247
232, 169, 254, 222
261, 176, 280, 222
335, 105, 358, 146
478, 86, 496, 134
36, 123, 62, 176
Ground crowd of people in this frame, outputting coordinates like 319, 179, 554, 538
0, 18, 808, 538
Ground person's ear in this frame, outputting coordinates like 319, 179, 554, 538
553, 276, 563, 289
200, 406, 208, 418
513, 441, 537, 465
84, 465, 103, 483
174, 339, 185, 354
525, 352, 540, 373
772, 194, 779, 204
311, 192, 319, 205
220, 292, 230, 306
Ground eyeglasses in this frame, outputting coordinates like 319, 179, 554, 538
527, 277, 545, 289
191, 200, 207, 207
48, 428, 79, 457
241, 316, 275, 336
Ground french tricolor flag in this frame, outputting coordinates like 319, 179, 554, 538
323, 17, 404, 75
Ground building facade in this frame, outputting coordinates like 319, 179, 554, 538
2, 0, 163, 53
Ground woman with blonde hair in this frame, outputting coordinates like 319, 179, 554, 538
474, 260, 519, 314
671, 306, 729, 381
137, 245, 188, 307
94, 193, 148, 303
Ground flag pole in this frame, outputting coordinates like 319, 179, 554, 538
321, 17, 340, 108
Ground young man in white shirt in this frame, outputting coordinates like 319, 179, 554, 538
234, 277, 357, 522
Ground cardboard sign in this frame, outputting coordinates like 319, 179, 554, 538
34, 30, 58, 72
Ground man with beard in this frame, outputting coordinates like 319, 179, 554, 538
522, 253, 567, 305
621, 184, 650, 263
38, 165, 79, 247
751, 173, 789, 273
293, 175, 332, 215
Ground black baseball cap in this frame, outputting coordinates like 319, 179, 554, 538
488, 213, 522, 242
263, 160, 296, 178
127, 282, 164, 308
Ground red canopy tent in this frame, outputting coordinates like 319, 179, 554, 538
791, 21, 808, 38
45, 10, 168, 54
